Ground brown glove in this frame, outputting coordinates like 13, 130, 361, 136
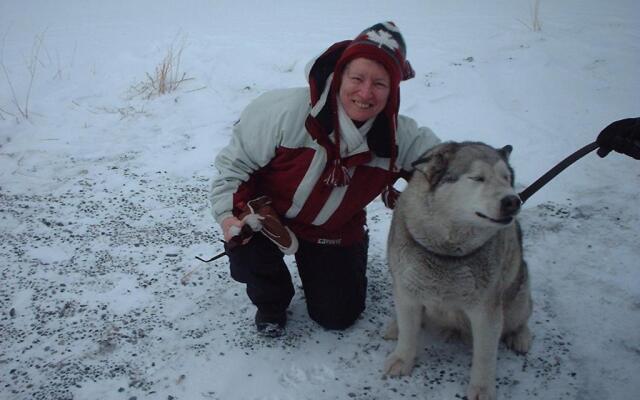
238, 196, 299, 255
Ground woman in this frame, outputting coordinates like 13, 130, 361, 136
210, 22, 438, 337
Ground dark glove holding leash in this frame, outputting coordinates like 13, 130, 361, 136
596, 117, 640, 159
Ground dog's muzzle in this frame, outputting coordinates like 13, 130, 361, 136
500, 194, 522, 217
476, 195, 521, 225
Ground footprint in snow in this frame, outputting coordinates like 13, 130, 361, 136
278, 363, 336, 387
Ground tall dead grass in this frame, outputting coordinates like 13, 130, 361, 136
1, 30, 46, 121
531, 0, 542, 32
131, 38, 193, 99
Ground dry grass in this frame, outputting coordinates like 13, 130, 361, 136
518, 0, 543, 32
131, 38, 193, 99
531, 0, 542, 32
0, 105, 13, 120
90, 105, 150, 120
1, 30, 46, 121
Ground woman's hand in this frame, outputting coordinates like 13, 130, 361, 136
221, 216, 249, 243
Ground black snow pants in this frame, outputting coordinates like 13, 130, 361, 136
227, 232, 368, 330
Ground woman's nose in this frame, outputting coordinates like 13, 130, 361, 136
358, 81, 374, 98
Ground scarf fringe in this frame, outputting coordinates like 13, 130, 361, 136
324, 159, 351, 187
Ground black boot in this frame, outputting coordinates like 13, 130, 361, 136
255, 309, 287, 338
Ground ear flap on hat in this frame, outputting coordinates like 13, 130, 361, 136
402, 59, 415, 80
307, 40, 351, 105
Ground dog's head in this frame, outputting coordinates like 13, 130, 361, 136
410, 141, 520, 227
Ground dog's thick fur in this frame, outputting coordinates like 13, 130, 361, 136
384, 142, 532, 400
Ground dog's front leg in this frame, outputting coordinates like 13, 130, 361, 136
465, 303, 503, 400
384, 288, 422, 376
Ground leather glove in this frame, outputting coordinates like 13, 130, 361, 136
230, 196, 298, 254
596, 117, 640, 159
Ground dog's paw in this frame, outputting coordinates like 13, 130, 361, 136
383, 352, 414, 377
466, 383, 496, 400
504, 325, 532, 354
382, 319, 398, 340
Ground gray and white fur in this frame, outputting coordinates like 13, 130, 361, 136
384, 141, 532, 400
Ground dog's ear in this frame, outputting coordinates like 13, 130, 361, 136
498, 145, 516, 186
499, 145, 513, 160
412, 142, 458, 188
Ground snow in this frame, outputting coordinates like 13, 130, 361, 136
1, 1, 639, 399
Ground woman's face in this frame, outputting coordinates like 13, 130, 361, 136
339, 58, 391, 122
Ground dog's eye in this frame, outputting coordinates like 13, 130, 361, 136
469, 176, 485, 182
442, 175, 458, 183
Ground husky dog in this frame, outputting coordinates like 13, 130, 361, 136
384, 142, 532, 400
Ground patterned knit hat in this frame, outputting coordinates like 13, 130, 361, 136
306, 22, 414, 187
336, 21, 414, 85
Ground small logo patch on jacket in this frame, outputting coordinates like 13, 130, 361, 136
317, 238, 342, 245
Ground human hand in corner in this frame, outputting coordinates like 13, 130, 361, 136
596, 117, 640, 159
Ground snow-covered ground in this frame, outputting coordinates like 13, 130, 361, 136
1, 1, 638, 399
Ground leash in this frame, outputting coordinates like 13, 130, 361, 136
181, 245, 233, 285
181, 250, 228, 285
194, 251, 228, 264
518, 141, 599, 204
181, 225, 255, 285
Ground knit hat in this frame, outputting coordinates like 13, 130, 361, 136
305, 22, 415, 187
337, 21, 414, 84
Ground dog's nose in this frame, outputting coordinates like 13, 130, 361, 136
500, 195, 522, 216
